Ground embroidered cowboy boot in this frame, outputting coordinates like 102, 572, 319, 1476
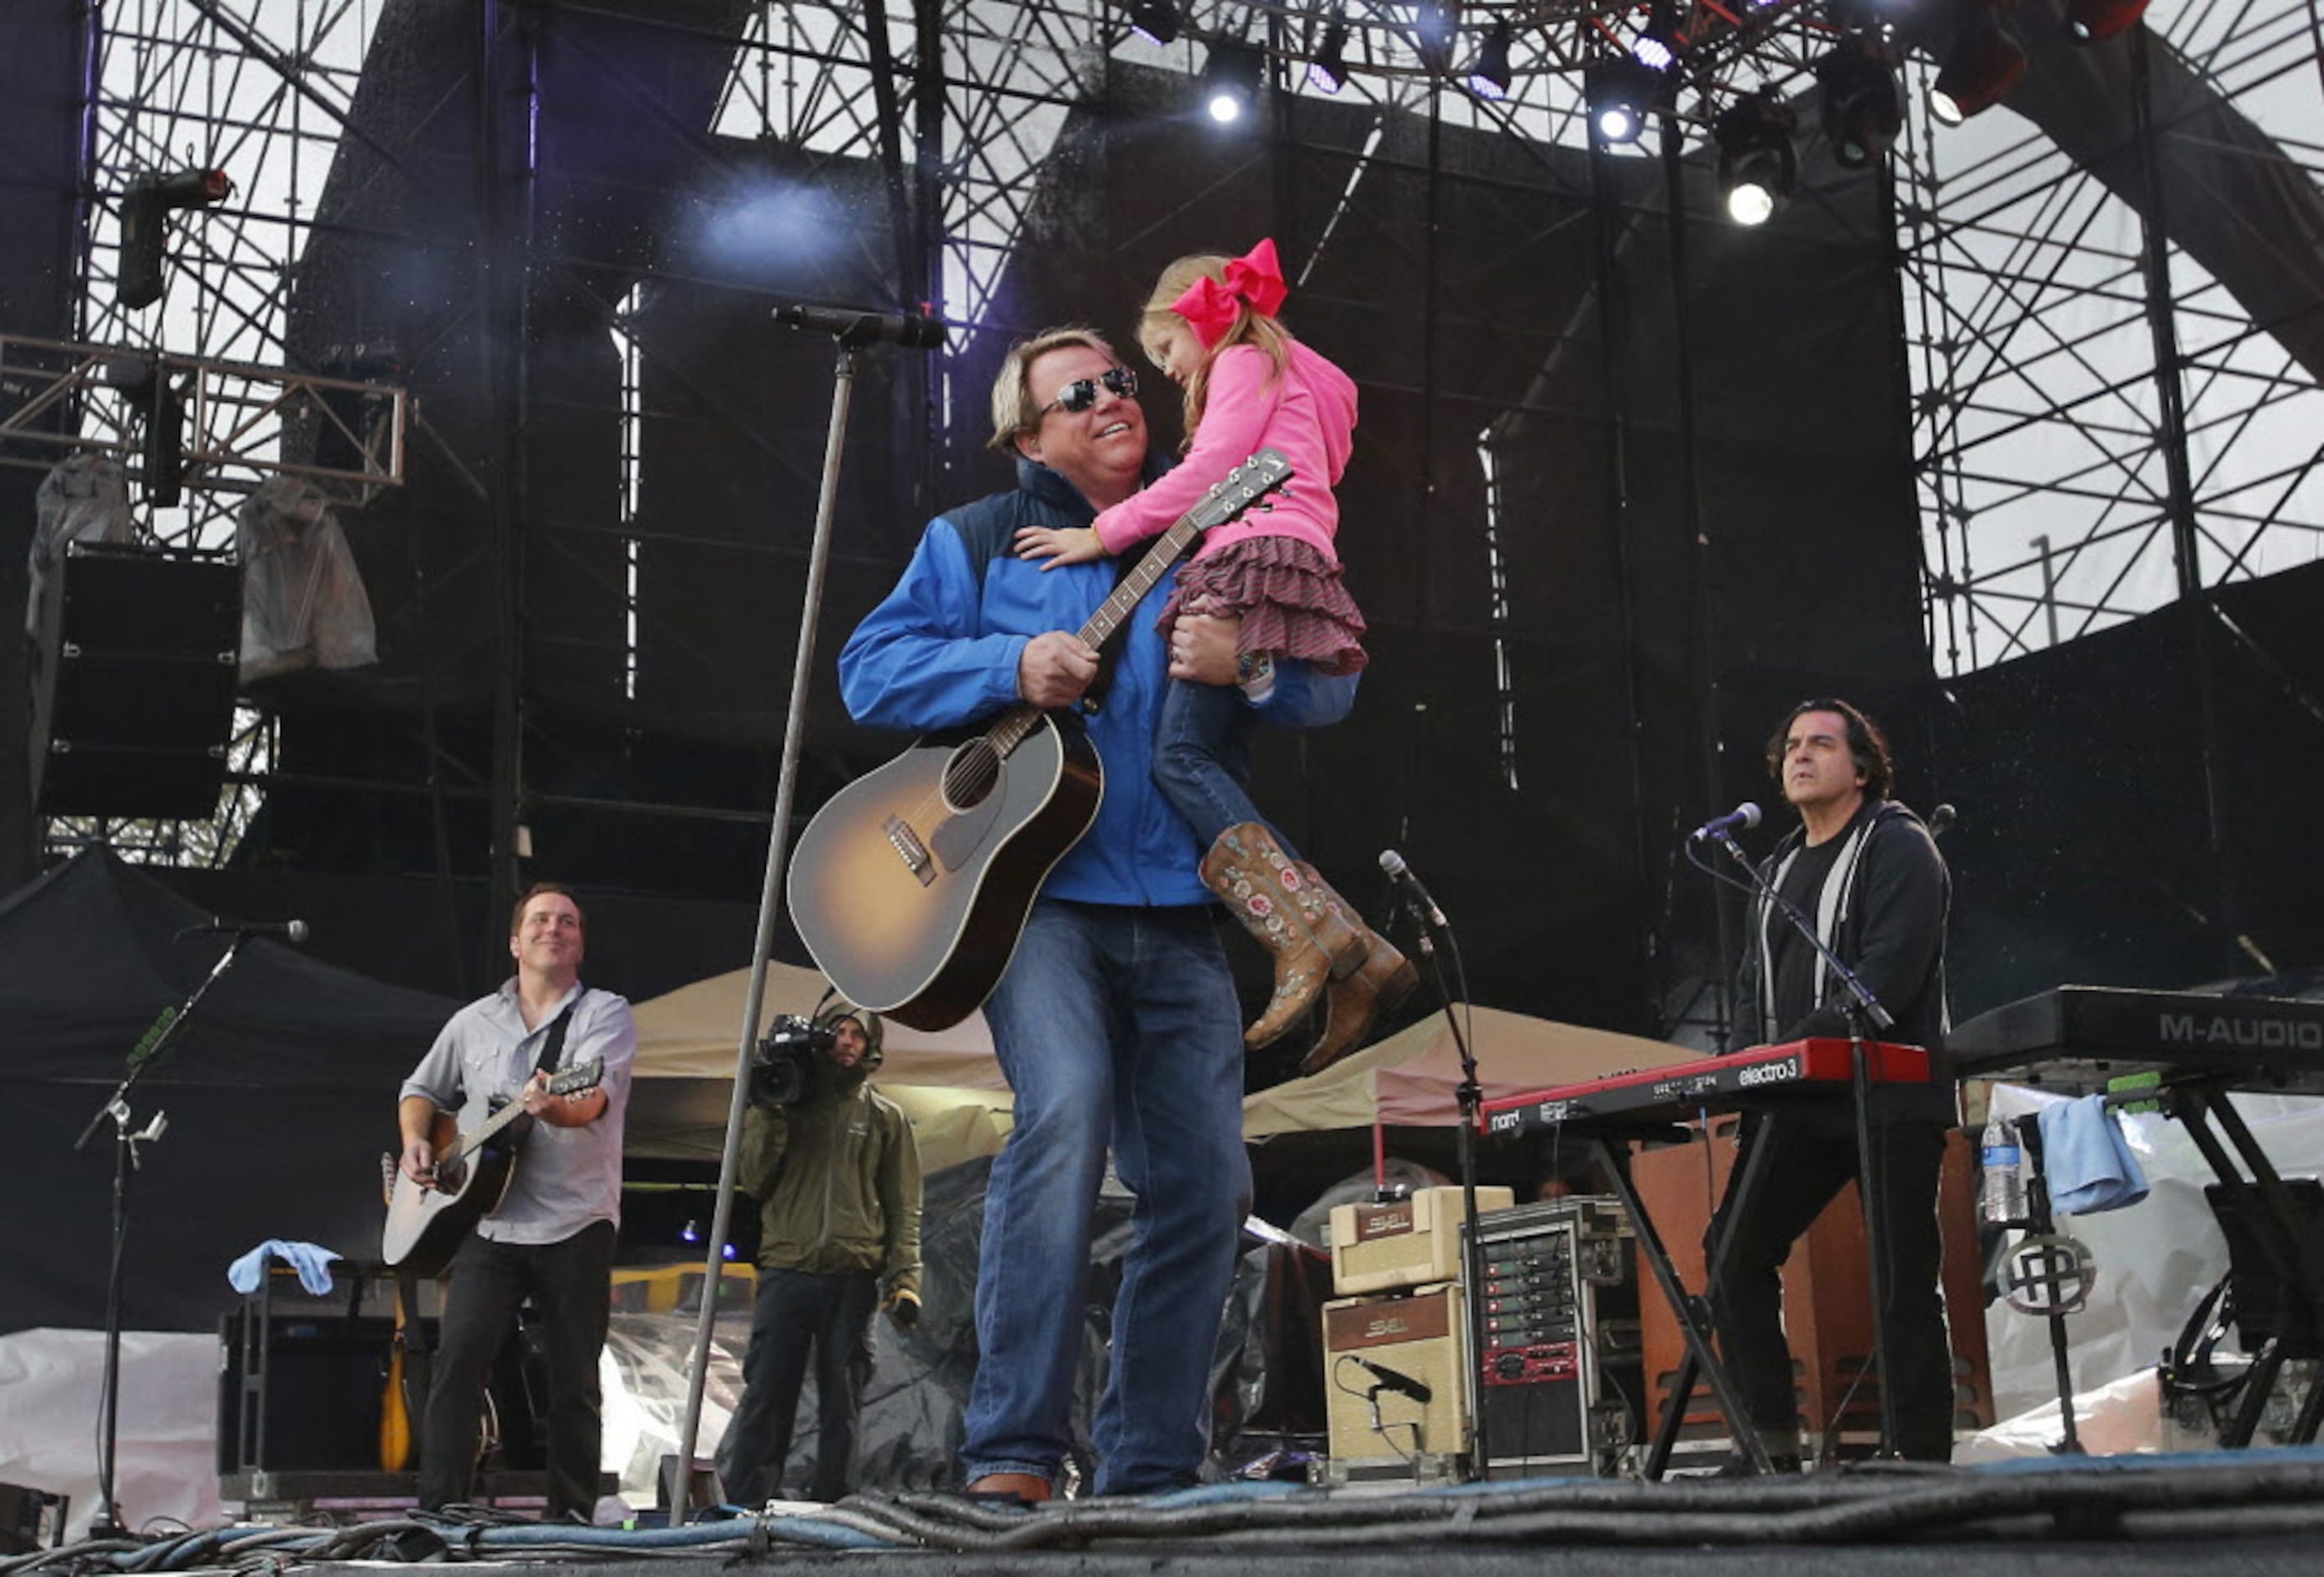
1293, 861, 1419, 1076
1201, 823, 1365, 1050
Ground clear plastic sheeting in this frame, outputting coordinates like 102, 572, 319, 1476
235, 475, 377, 680
0, 1328, 222, 1540
27, 453, 136, 639
1981, 1084, 2324, 1424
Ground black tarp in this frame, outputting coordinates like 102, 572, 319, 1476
0, 849, 460, 1333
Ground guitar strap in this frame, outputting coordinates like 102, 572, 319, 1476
531, 998, 580, 1078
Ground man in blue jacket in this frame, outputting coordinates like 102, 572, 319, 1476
839, 327, 1356, 1501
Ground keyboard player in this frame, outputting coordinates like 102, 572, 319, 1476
1709, 699, 1958, 1468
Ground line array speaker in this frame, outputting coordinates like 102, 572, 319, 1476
29, 542, 239, 820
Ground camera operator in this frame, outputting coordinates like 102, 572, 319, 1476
718, 996, 923, 1506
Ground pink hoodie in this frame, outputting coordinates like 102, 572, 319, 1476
1090, 339, 1356, 566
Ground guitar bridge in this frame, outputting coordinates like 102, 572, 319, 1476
884, 814, 936, 887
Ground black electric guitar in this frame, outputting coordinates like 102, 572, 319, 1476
789, 449, 1295, 1031
380, 1057, 604, 1276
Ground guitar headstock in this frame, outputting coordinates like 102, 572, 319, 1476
1185, 448, 1293, 535
549, 1057, 605, 1096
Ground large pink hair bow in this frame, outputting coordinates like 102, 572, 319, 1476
1171, 238, 1288, 348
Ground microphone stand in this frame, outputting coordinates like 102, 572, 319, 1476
1388, 884, 1495, 1482
669, 329, 868, 1521
1712, 830, 1903, 1461
73, 930, 256, 1538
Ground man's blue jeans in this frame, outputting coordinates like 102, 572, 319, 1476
960, 899, 1251, 1495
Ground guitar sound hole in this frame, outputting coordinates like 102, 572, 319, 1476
942, 741, 1002, 811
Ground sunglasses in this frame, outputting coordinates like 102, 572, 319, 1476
1037, 365, 1138, 417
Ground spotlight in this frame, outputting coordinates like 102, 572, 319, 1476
2064, 0, 2149, 44
1930, 9, 2028, 124
1128, 1, 1180, 45
1414, 0, 1459, 75
1202, 40, 1265, 125
1586, 55, 1662, 146
1466, 20, 1513, 100
1713, 92, 1798, 226
1309, 11, 1351, 94
1814, 34, 1902, 169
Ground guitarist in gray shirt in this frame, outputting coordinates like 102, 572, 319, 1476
396, 882, 637, 1521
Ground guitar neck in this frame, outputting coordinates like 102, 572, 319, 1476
438, 1097, 528, 1170
975, 519, 1199, 759
1074, 516, 1201, 654
980, 451, 1287, 756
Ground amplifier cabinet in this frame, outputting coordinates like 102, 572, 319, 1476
1329, 1186, 1513, 1296
1470, 1197, 1644, 1475
1321, 1281, 1472, 1469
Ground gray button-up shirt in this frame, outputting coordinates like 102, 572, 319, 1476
400, 979, 636, 1244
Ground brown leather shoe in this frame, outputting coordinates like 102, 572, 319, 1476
964, 1471, 1052, 1505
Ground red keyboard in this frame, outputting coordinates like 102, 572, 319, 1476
1479, 1038, 1931, 1139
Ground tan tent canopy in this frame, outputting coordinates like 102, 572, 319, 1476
627, 963, 1694, 1170
623, 961, 1010, 1173
1243, 1004, 1695, 1137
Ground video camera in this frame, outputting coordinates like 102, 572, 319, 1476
748, 1013, 837, 1108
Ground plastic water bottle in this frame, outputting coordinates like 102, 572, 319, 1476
1980, 1115, 2026, 1225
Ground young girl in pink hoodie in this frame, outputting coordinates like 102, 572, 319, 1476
1015, 239, 1410, 1074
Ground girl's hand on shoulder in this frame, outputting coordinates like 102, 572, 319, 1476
1013, 525, 1104, 570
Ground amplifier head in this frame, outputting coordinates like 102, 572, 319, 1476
1329, 1185, 1513, 1296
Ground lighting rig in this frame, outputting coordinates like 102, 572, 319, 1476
1124, 0, 2157, 222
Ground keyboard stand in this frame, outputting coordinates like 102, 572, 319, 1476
2172, 1084, 2324, 1446
1571, 1123, 1776, 1478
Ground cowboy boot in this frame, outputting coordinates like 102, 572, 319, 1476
1294, 861, 1419, 1076
1201, 823, 1366, 1050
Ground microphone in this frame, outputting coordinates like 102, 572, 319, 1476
773, 303, 947, 349
1348, 1354, 1434, 1405
197, 917, 310, 944
1927, 803, 1958, 839
1687, 802, 1762, 843
1377, 849, 1447, 929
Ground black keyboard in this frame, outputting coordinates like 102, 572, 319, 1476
1949, 985, 2324, 1094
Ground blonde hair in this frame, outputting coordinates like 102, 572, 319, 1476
988, 326, 1117, 451
1137, 254, 1295, 451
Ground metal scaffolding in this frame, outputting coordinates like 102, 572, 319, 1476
1896, 3, 2324, 675
55, 0, 2323, 879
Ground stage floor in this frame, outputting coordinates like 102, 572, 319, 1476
21, 1449, 2324, 1576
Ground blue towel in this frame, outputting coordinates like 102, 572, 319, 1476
2038, 1095, 2150, 1214
227, 1239, 343, 1296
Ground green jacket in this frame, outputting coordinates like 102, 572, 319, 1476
738, 1080, 922, 1297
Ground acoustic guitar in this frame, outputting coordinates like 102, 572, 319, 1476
380, 1057, 604, 1276
789, 448, 1294, 1030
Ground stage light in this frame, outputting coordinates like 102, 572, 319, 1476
1631, 25, 1681, 74
1414, 0, 1459, 75
1128, 1, 1180, 45
1309, 11, 1351, 93
117, 167, 232, 310
2064, 0, 2148, 43
1466, 20, 1513, 100
1929, 9, 2028, 124
1814, 34, 1903, 169
1713, 92, 1798, 226
1586, 56, 1661, 146
1202, 40, 1265, 125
